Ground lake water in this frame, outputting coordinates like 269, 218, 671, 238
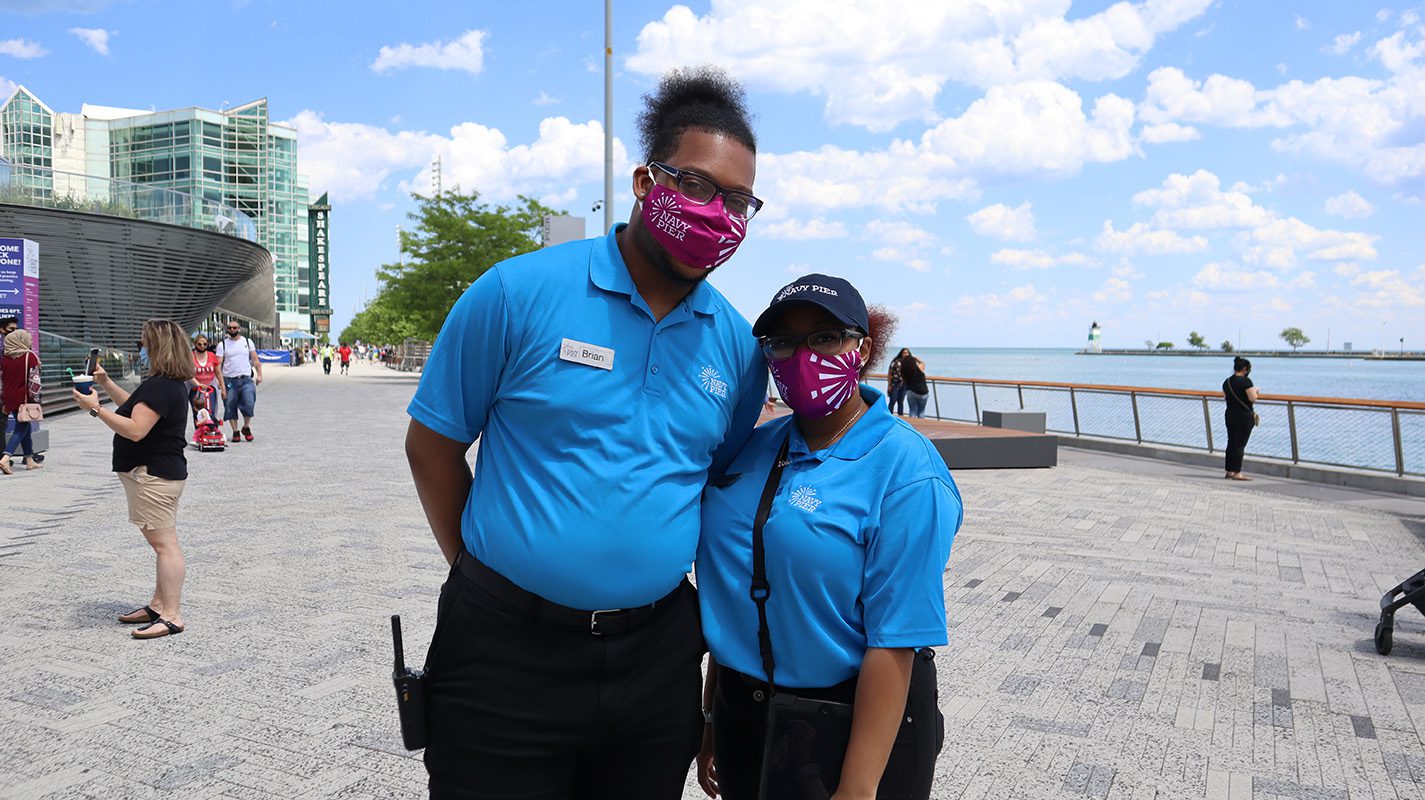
893, 348, 1425, 403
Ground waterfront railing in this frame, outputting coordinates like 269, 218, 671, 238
0, 163, 257, 242
875, 374, 1425, 478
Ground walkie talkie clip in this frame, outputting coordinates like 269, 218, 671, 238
391, 615, 428, 751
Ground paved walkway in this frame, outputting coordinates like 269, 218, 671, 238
1, 361, 1423, 799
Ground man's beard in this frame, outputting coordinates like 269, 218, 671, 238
631, 218, 713, 287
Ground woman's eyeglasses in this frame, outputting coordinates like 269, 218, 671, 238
758, 329, 865, 361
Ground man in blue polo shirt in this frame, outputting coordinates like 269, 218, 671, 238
405, 67, 766, 799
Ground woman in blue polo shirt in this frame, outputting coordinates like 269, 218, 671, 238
695, 274, 962, 800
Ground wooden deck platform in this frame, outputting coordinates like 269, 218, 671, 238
758, 409, 1057, 470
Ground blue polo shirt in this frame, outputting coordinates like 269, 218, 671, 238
698, 385, 962, 688
408, 224, 766, 610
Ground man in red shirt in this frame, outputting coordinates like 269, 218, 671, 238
337, 342, 353, 375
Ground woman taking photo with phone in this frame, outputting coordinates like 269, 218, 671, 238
73, 319, 194, 639
696, 274, 962, 800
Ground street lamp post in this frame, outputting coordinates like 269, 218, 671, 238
603, 0, 614, 233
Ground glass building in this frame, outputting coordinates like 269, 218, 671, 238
0, 87, 315, 332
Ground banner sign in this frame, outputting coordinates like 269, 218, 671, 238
0, 237, 38, 330
308, 193, 332, 327
257, 349, 293, 364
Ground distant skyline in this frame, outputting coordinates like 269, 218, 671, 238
3, 0, 1423, 350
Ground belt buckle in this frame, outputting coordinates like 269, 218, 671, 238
589, 609, 620, 636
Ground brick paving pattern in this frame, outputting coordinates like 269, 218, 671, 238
1, 360, 1422, 798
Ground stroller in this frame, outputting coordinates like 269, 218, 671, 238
1374, 570, 1425, 655
191, 384, 227, 452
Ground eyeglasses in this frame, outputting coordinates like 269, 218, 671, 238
758, 328, 865, 361
648, 162, 764, 220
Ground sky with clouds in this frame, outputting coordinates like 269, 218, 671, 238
3, 0, 1424, 350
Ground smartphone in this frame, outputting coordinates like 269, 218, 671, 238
83, 348, 100, 376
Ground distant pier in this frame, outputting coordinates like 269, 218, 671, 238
1081, 348, 1425, 361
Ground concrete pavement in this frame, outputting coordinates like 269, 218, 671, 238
0, 359, 1423, 798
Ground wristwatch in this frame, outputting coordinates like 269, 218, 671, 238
90, 408, 100, 417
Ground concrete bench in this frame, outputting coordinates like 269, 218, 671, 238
983, 409, 1047, 434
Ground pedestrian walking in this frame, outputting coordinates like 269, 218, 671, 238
216, 321, 261, 442
1, 327, 44, 474
405, 66, 766, 799
1223, 356, 1259, 481
322, 343, 334, 376
900, 348, 930, 418
72, 319, 194, 639
0, 316, 16, 337
338, 342, 352, 375
695, 275, 960, 800
886, 347, 910, 415
191, 334, 225, 421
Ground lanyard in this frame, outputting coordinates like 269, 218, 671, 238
750, 433, 791, 695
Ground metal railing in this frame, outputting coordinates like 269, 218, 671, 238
875, 374, 1425, 478
385, 338, 430, 373
0, 163, 257, 242
35, 330, 138, 416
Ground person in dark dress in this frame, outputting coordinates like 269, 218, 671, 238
886, 348, 910, 415
900, 350, 930, 418
1222, 356, 1258, 481
73, 319, 196, 639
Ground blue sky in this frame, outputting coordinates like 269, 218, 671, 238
3, 0, 1424, 351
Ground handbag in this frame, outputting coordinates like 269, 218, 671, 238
1226, 380, 1260, 427
749, 435, 856, 798
17, 403, 42, 422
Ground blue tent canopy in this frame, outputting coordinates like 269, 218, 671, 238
282, 331, 318, 340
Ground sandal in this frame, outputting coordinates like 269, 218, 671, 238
1229, 474, 1252, 482
0, 455, 11, 475
132, 619, 184, 639
118, 605, 161, 624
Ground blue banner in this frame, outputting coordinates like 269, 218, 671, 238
257, 349, 292, 364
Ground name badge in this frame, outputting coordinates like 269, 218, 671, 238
559, 338, 615, 371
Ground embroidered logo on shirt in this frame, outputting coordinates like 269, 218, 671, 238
789, 485, 821, 512
699, 366, 729, 398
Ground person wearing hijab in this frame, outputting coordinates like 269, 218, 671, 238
1, 328, 43, 473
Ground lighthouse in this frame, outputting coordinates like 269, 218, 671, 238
1087, 321, 1102, 353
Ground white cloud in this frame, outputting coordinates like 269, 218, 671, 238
864, 219, 937, 247
0, 75, 16, 99
533, 91, 561, 106
990, 248, 1096, 269
1351, 269, 1425, 306
280, 111, 626, 205
1324, 31, 1362, 55
1235, 218, 1378, 267
627, 0, 1210, 131
1323, 190, 1375, 219
67, 27, 109, 55
1295, 15, 1310, 31
760, 217, 847, 240
966, 202, 1037, 241
1095, 220, 1208, 254
1377, 9, 1392, 23
1140, 122, 1200, 143
0, 38, 47, 58
1093, 276, 1133, 303
954, 283, 1046, 311
1191, 262, 1280, 290
1132, 169, 1273, 229
371, 29, 486, 75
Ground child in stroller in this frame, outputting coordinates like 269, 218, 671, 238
191, 385, 226, 451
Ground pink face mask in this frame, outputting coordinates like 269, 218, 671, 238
768, 348, 863, 419
640, 183, 745, 270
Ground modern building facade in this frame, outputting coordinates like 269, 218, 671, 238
0, 87, 318, 333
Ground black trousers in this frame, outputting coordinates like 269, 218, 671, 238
710, 651, 944, 800
1224, 411, 1254, 473
423, 559, 705, 800
322, 357, 332, 374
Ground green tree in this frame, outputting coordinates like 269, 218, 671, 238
1187, 331, 1207, 350
349, 190, 558, 343
1220, 340, 1234, 353
1156, 341, 1175, 350
1280, 327, 1310, 352
1143, 339, 1155, 350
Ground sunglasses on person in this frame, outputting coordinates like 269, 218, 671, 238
758, 329, 865, 361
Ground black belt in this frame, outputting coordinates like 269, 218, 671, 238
454, 550, 683, 636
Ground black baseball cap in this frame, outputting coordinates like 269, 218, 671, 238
752, 273, 870, 336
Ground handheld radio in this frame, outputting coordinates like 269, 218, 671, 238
390, 615, 429, 750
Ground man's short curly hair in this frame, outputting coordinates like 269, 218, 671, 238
637, 66, 757, 163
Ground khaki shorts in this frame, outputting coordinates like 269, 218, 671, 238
117, 466, 185, 530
